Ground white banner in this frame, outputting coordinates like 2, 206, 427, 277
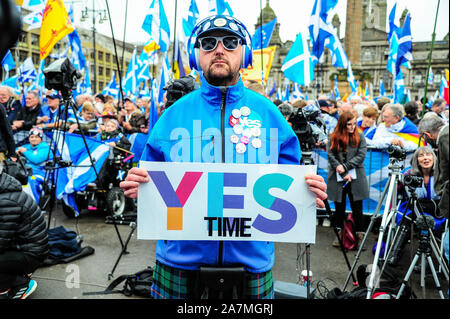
137, 161, 317, 243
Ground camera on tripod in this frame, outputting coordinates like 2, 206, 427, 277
43, 58, 81, 98
386, 144, 406, 161
403, 175, 423, 188
287, 102, 327, 155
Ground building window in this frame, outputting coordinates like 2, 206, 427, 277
99, 66, 103, 76
105, 53, 111, 62
31, 34, 39, 47
98, 51, 103, 60
19, 50, 28, 63
106, 68, 110, 77
32, 53, 40, 65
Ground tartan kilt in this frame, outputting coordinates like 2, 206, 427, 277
151, 261, 274, 299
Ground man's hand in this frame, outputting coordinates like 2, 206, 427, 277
120, 167, 150, 199
391, 139, 404, 148
305, 174, 327, 208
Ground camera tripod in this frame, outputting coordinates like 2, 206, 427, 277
342, 158, 404, 298
396, 215, 446, 299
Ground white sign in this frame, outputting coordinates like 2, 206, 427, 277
137, 161, 317, 243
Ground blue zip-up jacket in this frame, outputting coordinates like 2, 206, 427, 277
18, 142, 50, 176
141, 76, 301, 273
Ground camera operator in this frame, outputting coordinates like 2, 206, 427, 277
418, 114, 448, 219
277, 102, 293, 125
367, 103, 419, 152
0, 103, 17, 173
326, 111, 369, 248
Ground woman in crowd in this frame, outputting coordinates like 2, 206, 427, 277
326, 111, 370, 248
358, 107, 378, 141
15, 128, 49, 177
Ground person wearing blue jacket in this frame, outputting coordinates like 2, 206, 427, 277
120, 15, 327, 299
15, 128, 49, 177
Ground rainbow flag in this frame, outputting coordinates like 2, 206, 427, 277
393, 117, 425, 147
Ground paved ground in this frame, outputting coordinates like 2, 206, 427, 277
30, 206, 448, 300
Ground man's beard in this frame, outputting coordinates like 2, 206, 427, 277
204, 62, 240, 87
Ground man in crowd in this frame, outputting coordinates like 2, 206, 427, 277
430, 98, 449, 124
118, 97, 147, 135
120, 15, 327, 299
0, 86, 22, 124
11, 91, 42, 146
367, 103, 419, 152
36, 90, 62, 131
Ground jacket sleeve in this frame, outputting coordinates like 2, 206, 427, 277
343, 133, 367, 170
326, 139, 341, 170
22, 144, 50, 165
0, 105, 16, 155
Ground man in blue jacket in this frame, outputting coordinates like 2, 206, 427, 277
120, 15, 327, 299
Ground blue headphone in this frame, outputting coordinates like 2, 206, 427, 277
187, 15, 253, 72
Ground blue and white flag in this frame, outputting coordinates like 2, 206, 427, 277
122, 48, 139, 96
208, 0, 234, 16
35, 59, 46, 91
393, 71, 405, 103
182, 0, 199, 43
283, 84, 290, 102
439, 74, 448, 98
380, 79, 386, 96
102, 72, 119, 99
158, 53, 171, 105
276, 87, 282, 100
22, 6, 45, 30
333, 75, 340, 99
387, 2, 401, 43
83, 64, 92, 95
308, 0, 338, 61
428, 67, 434, 84
142, 0, 171, 53
347, 63, 357, 93
1, 75, 19, 93
386, 32, 411, 76
324, 28, 348, 68
49, 45, 69, 60
395, 13, 413, 77
291, 82, 304, 101
137, 50, 151, 84
405, 89, 411, 103
18, 57, 37, 83
1, 50, 15, 74
55, 132, 110, 217
281, 31, 316, 86
268, 81, 276, 98
252, 18, 277, 50
68, 29, 87, 70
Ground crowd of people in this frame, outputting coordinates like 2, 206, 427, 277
0, 13, 449, 299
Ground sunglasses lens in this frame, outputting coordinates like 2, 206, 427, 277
222, 36, 239, 50
200, 37, 218, 51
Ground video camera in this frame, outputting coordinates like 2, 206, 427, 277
163, 75, 199, 108
43, 58, 81, 99
287, 101, 328, 153
386, 144, 407, 161
403, 175, 423, 188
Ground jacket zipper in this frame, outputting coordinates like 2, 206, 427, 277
218, 87, 227, 266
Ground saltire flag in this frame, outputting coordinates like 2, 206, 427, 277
55, 132, 110, 217
308, 0, 338, 61
18, 57, 37, 83
122, 47, 139, 96
291, 82, 304, 101
1, 75, 19, 93
182, 0, 200, 43
439, 73, 448, 99
405, 89, 411, 103
276, 87, 282, 100
1, 50, 15, 74
387, 2, 401, 43
324, 28, 348, 68
102, 71, 119, 99
283, 83, 290, 102
387, 34, 411, 76
83, 63, 92, 95
281, 32, 316, 86
395, 13, 412, 77
142, 0, 171, 53
137, 50, 151, 84
392, 117, 424, 147
252, 18, 277, 50
347, 63, 357, 92
15, 0, 45, 7
158, 53, 171, 105
23, 174, 46, 205
68, 29, 87, 70
364, 82, 370, 100
49, 45, 69, 60
22, 6, 45, 30
268, 81, 276, 98
39, 0, 74, 60
380, 79, 386, 96
35, 59, 46, 91
208, 0, 234, 16
393, 71, 405, 104
333, 75, 340, 99
173, 40, 186, 79
428, 67, 434, 84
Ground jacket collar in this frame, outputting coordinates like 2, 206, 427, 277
200, 74, 245, 108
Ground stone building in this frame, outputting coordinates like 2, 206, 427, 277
259, 0, 449, 101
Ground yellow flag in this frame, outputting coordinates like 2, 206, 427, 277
144, 40, 160, 54
446, 69, 449, 82
39, 0, 74, 60
342, 92, 349, 102
15, 0, 25, 5
240, 46, 276, 84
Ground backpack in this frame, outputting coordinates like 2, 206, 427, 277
84, 267, 154, 298
342, 212, 357, 250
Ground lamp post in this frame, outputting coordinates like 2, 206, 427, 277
80, 0, 108, 94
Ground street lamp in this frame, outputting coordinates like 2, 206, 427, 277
80, 0, 108, 94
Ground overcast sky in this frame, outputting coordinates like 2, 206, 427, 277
70, 0, 449, 45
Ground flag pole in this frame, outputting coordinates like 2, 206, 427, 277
259, 0, 264, 86
172, 0, 178, 76
421, 0, 440, 118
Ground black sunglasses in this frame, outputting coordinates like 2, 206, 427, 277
198, 35, 241, 52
